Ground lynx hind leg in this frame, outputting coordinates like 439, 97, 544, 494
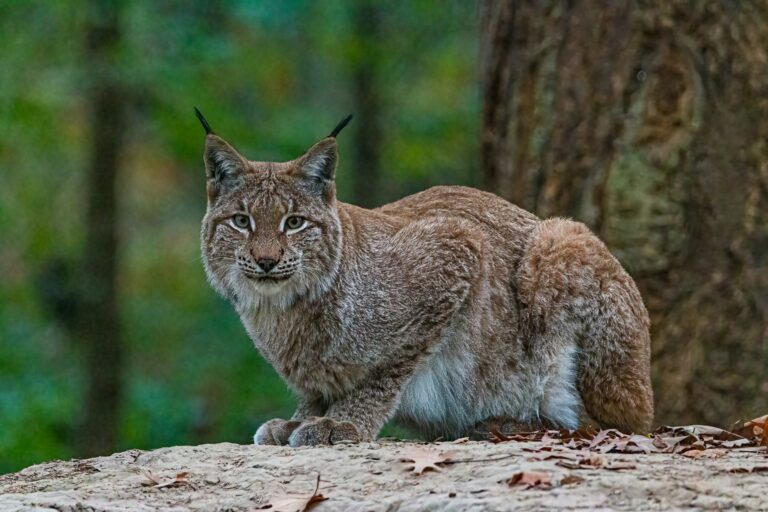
517, 218, 654, 433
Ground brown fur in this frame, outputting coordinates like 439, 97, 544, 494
199, 128, 653, 446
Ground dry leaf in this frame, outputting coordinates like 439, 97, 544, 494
560, 475, 585, 485
399, 446, 454, 475
733, 415, 768, 446
551, 451, 603, 469
262, 475, 327, 512
504, 471, 553, 490
140, 469, 162, 486
604, 462, 637, 470
529, 452, 579, 462
681, 448, 727, 459
490, 428, 544, 443
579, 453, 603, 468
489, 428, 511, 443
139, 469, 191, 489
721, 438, 753, 449
653, 424, 754, 454
728, 465, 768, 474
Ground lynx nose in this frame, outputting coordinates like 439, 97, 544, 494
256, 258, 278, 273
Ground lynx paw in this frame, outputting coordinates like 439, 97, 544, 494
253, 418, 302, 446
288, 417, 361, 447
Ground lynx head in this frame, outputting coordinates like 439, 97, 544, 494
198, 110, 352, 311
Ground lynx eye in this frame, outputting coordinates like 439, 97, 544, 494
231, 214, 251, 230
283, 215, 307, 233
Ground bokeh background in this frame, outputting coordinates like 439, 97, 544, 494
1, 1, 766, 474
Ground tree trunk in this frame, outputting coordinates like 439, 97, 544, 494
641, 2, 768, 425
480, 0, 768, 426
77, 0, 126, 457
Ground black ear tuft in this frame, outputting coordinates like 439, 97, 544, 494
328, 114, 353, 138
194, 107, 214, 135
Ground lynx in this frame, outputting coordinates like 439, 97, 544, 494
197, 110, 654, 446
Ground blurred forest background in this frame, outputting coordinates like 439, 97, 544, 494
1, 0, 766, 474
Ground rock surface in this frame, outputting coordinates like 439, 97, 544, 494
1, 440, 767, 511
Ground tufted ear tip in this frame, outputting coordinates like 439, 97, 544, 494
194, 107, 214, 135
328, 114, 353, 138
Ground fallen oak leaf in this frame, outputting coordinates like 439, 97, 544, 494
139, 468, 162, 486
527, 452, 580, 463
587, 429, 621, 452
728, 465, 768, 474
489, 428, 543, 443
679, 425, 734, 437
560, 475, 585, 486
603, 462, 637, 470
555, 461, 586, 470
732, 415, 768, 446
576, 452, 603, 468
398, 446, 455, 475
721, 438, 754, 449
606, 434, 659, 454
261, 474, 327, 512
652, 434, 698, 453
656, 424, 747, 449
559, 426, 599, 442
681, 448, 727, 459
504, 471, 553, 490
555, 453, 604, 470
139, 469, 191, 489
489, 428, 512, 443
157, 471, 190, 489
540, 431, 558, 445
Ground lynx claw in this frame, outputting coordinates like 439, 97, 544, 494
288, 417, 361, 447
253, 418, 302, 446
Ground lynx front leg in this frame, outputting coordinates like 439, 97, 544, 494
288, 371, 406, 447
287, 218, 481, 447
253, 395, 325, 446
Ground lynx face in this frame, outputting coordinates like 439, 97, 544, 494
201, 133, 342, 311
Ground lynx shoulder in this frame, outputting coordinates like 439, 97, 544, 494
198, 112, 653, 446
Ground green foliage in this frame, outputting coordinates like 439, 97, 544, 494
0, 0, 477, 472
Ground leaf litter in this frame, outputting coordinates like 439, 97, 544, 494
488, 413, 768, 482
261, 413, 767, 505
488, 413, 768, 459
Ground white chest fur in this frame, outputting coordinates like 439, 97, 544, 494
395, 327, 476, 437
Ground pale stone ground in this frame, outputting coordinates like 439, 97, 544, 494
1, 440, 766, 511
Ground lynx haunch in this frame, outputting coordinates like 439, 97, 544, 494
198, 111, 653, 447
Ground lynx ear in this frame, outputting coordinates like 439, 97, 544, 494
203, 135, 247, 195
196, 108, 247, 197
291, 115, 352, 191
293, 137, 338, 190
